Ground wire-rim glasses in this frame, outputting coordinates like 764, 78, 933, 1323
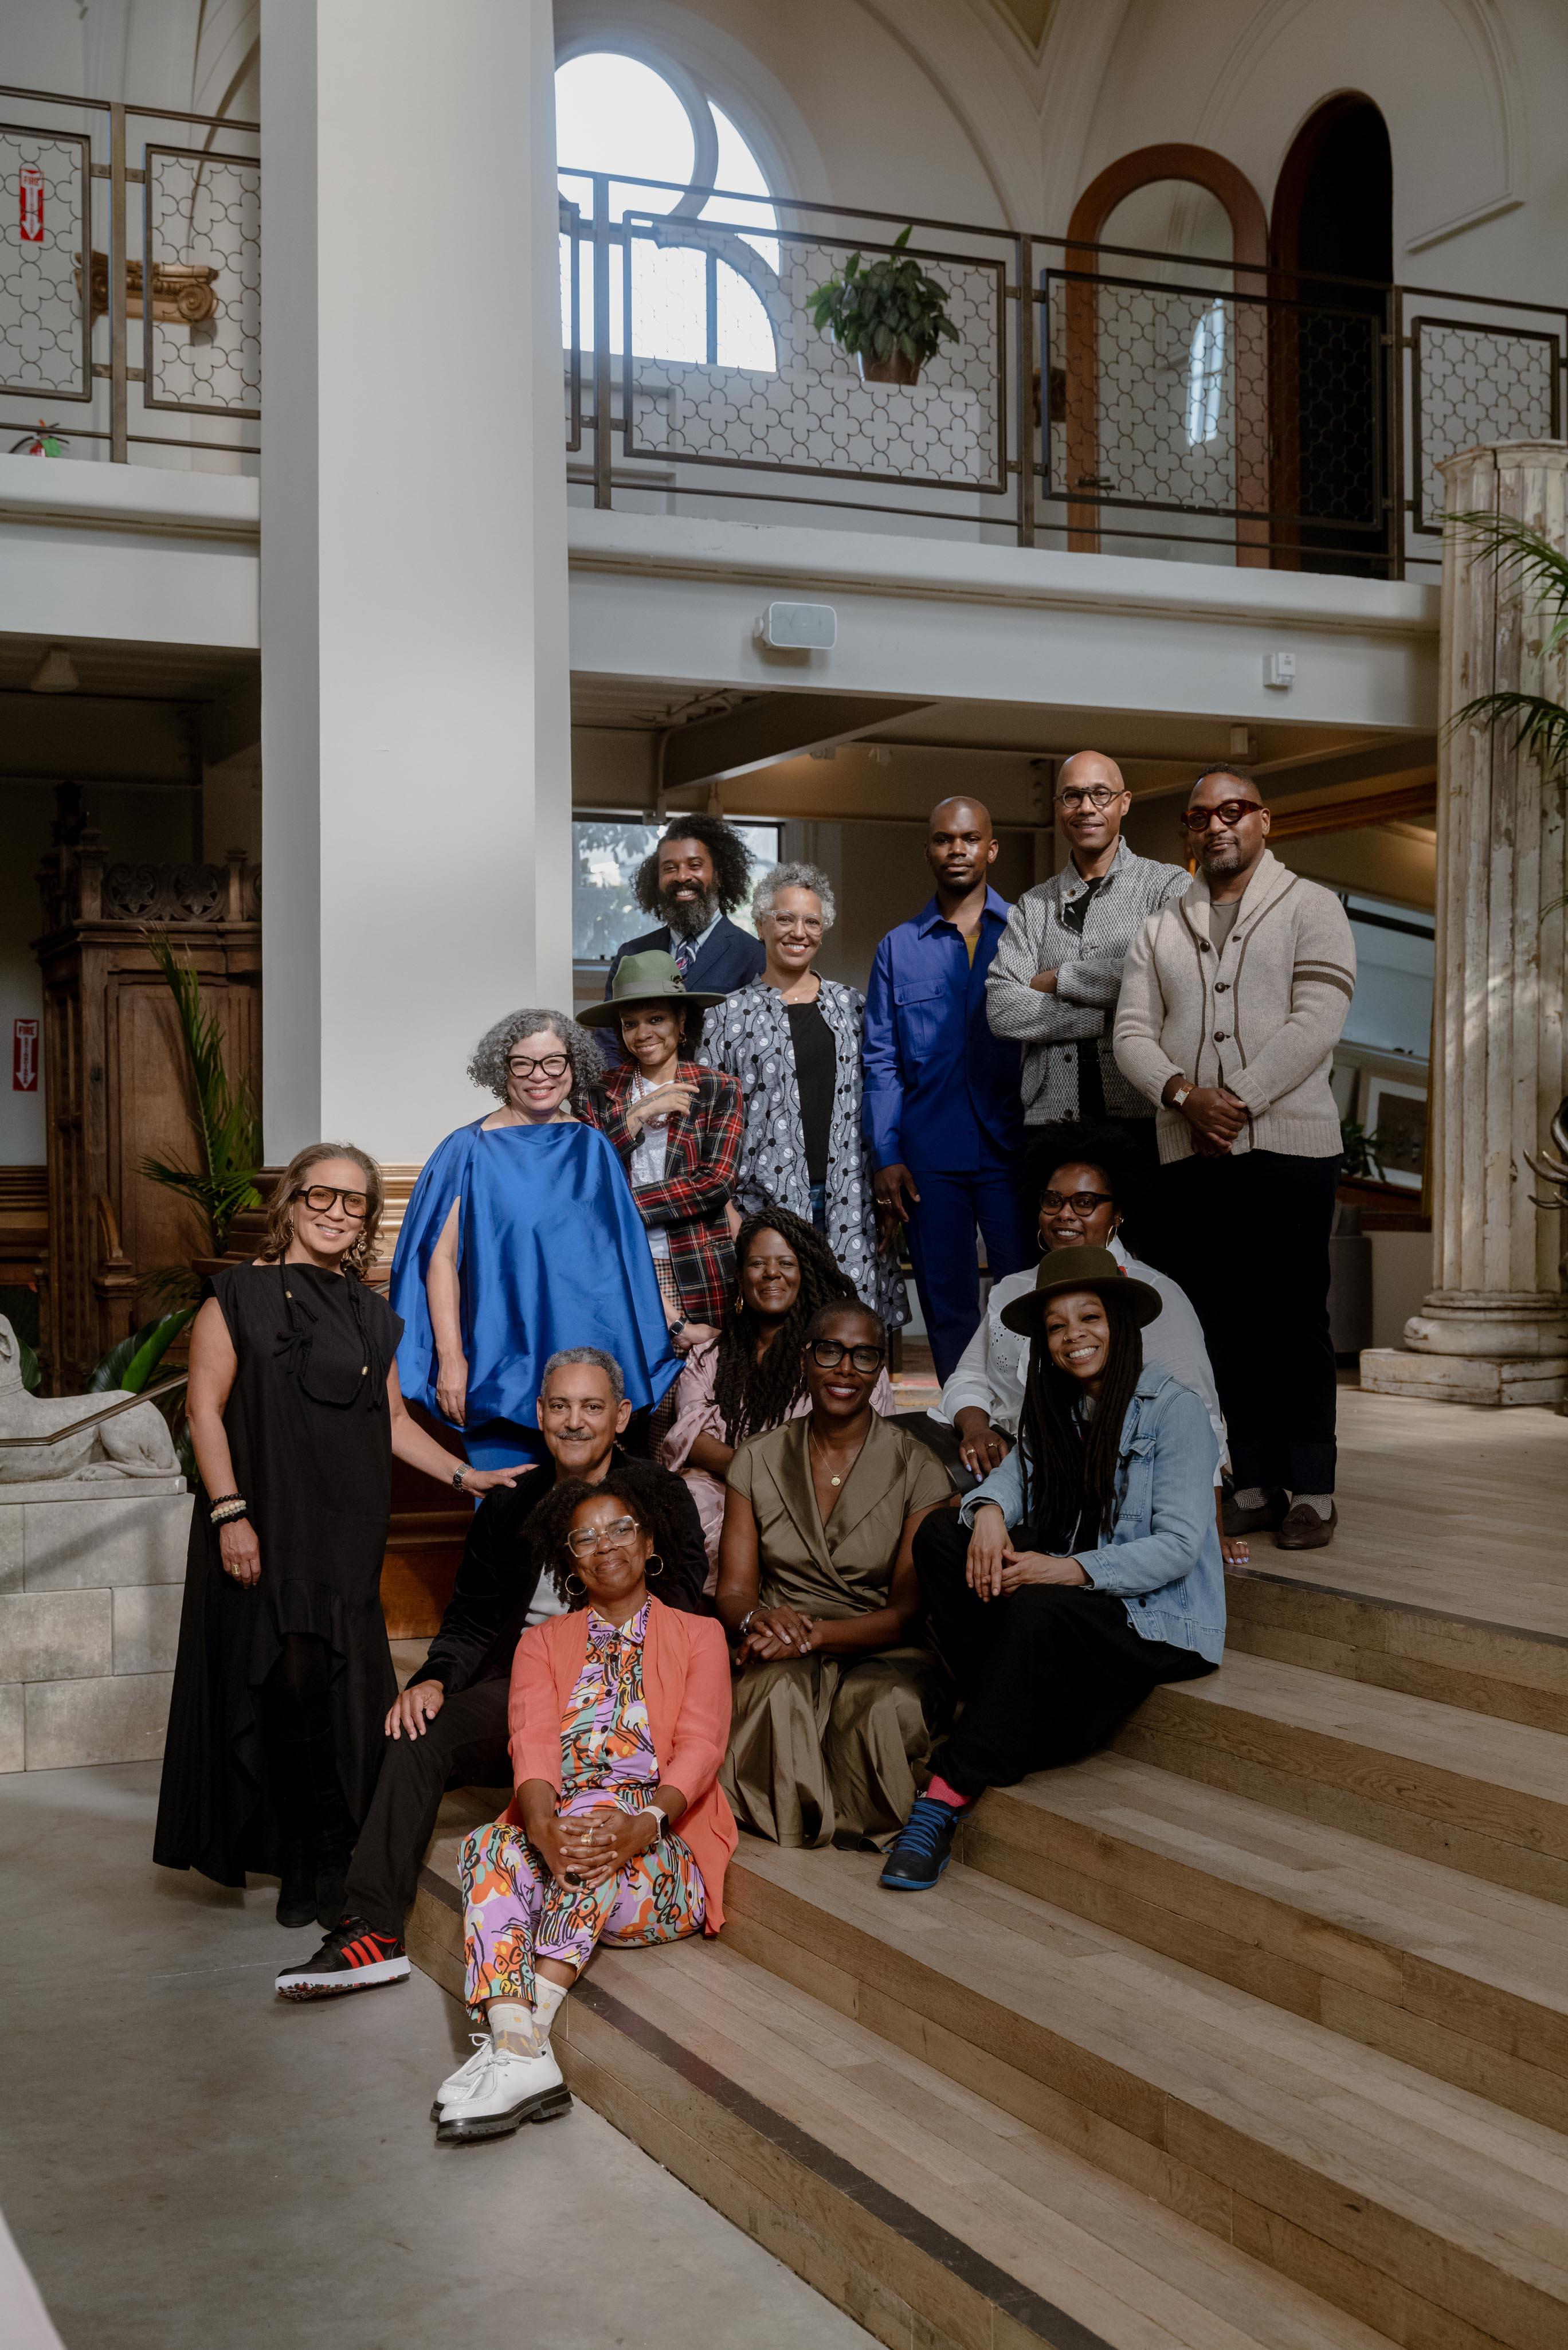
565, 1515, 641, 1558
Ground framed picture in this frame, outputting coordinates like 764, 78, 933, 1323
1363, 1074, 1427, 1190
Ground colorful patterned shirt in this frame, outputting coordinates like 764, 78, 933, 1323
559, 1602, 658, 1796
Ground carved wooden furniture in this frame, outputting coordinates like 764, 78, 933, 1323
33, 837, 261, 1392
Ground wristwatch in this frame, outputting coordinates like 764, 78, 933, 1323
450, 1466, 469, 1493
1171, 1083, 1193, 1111
668, 1316, 688, 1344
645, 1804, 669, 1844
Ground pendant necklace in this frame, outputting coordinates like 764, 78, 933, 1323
809, 1427, 864, 1490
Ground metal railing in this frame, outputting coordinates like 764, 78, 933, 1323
1, 96, 1561, 576
0, 80, 258, 469
559, 169, 1568, 577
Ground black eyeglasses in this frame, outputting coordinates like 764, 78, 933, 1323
1056, 786, 1122, 812
1179, 801, 1264, 833
295, 1184, 369, 1219
507, 1052, 571, 1078
809, 1340, 886, 1373
1039, 1189, 1114, 1216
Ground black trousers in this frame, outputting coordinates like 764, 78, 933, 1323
1160, 1149, 1340, 1497
888, 1409, 978, 1494
913, 1509, 1212, 1799
342, 1678, 512, 1937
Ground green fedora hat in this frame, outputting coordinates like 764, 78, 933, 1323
998, 1244, 1163, 1337
578, 948, 728, 1029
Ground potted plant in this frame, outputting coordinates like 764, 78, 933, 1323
806, 226, 959, 386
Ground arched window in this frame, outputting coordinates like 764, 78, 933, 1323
555, 51, 778, 372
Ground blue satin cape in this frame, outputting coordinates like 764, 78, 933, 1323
390, 1120, 679, 1463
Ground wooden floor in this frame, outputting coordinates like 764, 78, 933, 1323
405, 1380, 1568, 2350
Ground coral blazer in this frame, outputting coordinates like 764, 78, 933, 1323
504, 1597, 738, 1931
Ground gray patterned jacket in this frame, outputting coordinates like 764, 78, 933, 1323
699, 980, 908, 1330
985, 839, 1189, 1125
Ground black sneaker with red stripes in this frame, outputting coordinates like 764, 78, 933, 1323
276, 1917, 411, 2000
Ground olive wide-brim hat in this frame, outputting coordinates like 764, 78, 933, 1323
577, 949, 728, 1029
998, 1244, 1163, 1337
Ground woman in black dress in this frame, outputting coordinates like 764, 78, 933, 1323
154, 1144, 526, 1930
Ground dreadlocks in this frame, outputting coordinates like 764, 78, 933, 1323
1017, 1286, 1145, 1550
526, 1464, 707, 1615
711, 1207, 859, 1446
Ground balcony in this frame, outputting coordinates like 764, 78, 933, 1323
1, 80, 1561, 583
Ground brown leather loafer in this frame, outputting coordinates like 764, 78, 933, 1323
1222, 1487, 1289, 1537
1275, 1501, 1337, 1550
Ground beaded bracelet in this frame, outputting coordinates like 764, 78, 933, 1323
210, 1498, 248, 1527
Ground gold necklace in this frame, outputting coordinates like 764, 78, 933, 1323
809, 1425, 864, 1489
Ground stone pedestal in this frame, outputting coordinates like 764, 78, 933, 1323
0, 1475, 191, 1770
1361, 440, 1568, 1407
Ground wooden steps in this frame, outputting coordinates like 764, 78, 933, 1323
410, 1852, 1395, 2350
958, 1753, 1568, 2130
719, 1842, 1568, 2350
1224, 1570, 1568, 1734
1111, 1651, 1568, 1906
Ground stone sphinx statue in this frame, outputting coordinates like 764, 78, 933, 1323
0, 1315, 182, 1483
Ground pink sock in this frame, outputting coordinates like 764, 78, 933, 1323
925, 1774, 970, 1810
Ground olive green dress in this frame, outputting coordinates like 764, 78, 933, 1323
721, 1415, 953, 1847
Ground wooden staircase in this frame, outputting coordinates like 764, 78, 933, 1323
408, 1566, 1568, 2350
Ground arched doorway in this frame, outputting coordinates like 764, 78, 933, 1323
1062, 145, 1270, 564
1270, 96, 1394, 576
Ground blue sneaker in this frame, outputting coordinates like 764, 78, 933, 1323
878, 1794, 963, 1891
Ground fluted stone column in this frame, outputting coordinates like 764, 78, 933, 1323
1362, 441, 1568, 1406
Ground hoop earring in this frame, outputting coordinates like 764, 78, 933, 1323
645, 1553, 665, 1579
1036, 1228, 1049, 1255
565, 1572, 586, 1598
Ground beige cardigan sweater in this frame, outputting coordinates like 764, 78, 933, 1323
1113, 852, 1356, 1164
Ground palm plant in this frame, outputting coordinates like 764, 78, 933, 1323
139, 929, 262, 1262
1447, 510, 1568, 916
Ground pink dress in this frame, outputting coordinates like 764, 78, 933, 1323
660, 1338, 898, 1583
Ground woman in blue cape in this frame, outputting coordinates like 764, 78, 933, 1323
391, 1009, 680, 1468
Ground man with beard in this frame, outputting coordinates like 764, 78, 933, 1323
273, 1347, 708, 1998
863, 797, 1032, 1383
601, 816, 765, 1062
1115, 767, 1356, 1553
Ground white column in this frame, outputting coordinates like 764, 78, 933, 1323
1362, 441, 1568, 1407
259, 0, 571, 1167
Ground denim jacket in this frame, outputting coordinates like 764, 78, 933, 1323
958, 1364, 1225, 1663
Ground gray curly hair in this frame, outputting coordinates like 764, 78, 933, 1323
467, 1008, 603, 1111
752, 860, 836, 930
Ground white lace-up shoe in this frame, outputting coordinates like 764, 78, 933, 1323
429, 2034, 495, 2123
435, 2042, 570, 2143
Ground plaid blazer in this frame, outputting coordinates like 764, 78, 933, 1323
587, 1062, 743, 1328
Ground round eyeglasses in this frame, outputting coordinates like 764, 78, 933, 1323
1039, 1189, 1114, 1216
565, 1515, 640, 1559
1179, 801, 1263, 833
507, 1052, 571, 1079
809, 1340, 886, 1373
295, 1184, 369, 1219
1056, 785, 1122, 812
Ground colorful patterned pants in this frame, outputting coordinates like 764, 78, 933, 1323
459, 1788, 705, 2015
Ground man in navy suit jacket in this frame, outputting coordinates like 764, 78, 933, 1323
601, 816, 766, 1061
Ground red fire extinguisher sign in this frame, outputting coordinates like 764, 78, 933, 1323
19, 165, 44, 244
13, 1017, 38, 1091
